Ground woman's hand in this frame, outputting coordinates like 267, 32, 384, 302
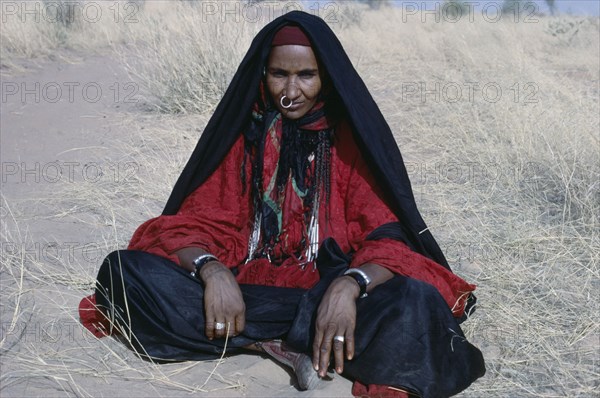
200, 262, 246, 340
174, 247, 246, 339
312, 276, 360, 377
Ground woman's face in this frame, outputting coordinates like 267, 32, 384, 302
266, 45, 322, 120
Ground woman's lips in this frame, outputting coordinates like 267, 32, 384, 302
286, 102, 303, 111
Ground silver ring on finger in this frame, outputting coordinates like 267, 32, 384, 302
215, 322, 225, 331
333, 335, 345, 343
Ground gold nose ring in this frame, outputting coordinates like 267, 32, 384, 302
280, 95, 293, 109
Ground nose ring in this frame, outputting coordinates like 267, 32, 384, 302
280, 95, 293, 109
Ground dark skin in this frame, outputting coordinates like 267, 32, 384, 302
265, 45, 322, 120
175, 44, 395, 378
175, 247, 245, 340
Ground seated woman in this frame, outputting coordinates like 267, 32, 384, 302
80, 11, 485, 398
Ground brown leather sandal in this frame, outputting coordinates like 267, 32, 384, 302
257, 340, 321, 391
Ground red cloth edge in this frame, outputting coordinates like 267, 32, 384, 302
352, 380, 412, 398
78, 294, 112, 338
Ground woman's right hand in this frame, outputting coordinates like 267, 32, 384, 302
199, 261, 246, 339
174, 247, 246, 340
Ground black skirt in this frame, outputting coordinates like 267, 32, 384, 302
95, 239, 485, 397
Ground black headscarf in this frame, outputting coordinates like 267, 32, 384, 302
162, 11, 451, 271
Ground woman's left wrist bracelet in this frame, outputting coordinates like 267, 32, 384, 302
190, 254, 219, 279
343, 268, 371, 299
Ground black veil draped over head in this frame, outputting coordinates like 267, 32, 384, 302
163, 11, 450, 271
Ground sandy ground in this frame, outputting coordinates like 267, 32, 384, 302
1, 51, 358, 397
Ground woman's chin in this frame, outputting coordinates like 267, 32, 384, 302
281, 106, 308, 119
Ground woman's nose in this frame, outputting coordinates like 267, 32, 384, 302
284, 82, 300, 100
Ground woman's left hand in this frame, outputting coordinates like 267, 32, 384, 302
312, 276, 360, 377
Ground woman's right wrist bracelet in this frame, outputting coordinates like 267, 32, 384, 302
190, 254, 219, 279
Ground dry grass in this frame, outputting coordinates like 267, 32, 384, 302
0, 115, 242, 396
1, 1, 598, 397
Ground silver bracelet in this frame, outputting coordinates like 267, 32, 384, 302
190, 254, 219, 279
343, 268, 371, 298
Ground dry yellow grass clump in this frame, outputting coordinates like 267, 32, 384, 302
1, 1, 598, 397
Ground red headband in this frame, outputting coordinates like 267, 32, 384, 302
271, 26, 311, 47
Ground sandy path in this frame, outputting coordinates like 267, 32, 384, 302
0, 52, 353, 397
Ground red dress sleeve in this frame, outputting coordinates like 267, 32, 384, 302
339, 125, 475, 318
128, 135, 251, 267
